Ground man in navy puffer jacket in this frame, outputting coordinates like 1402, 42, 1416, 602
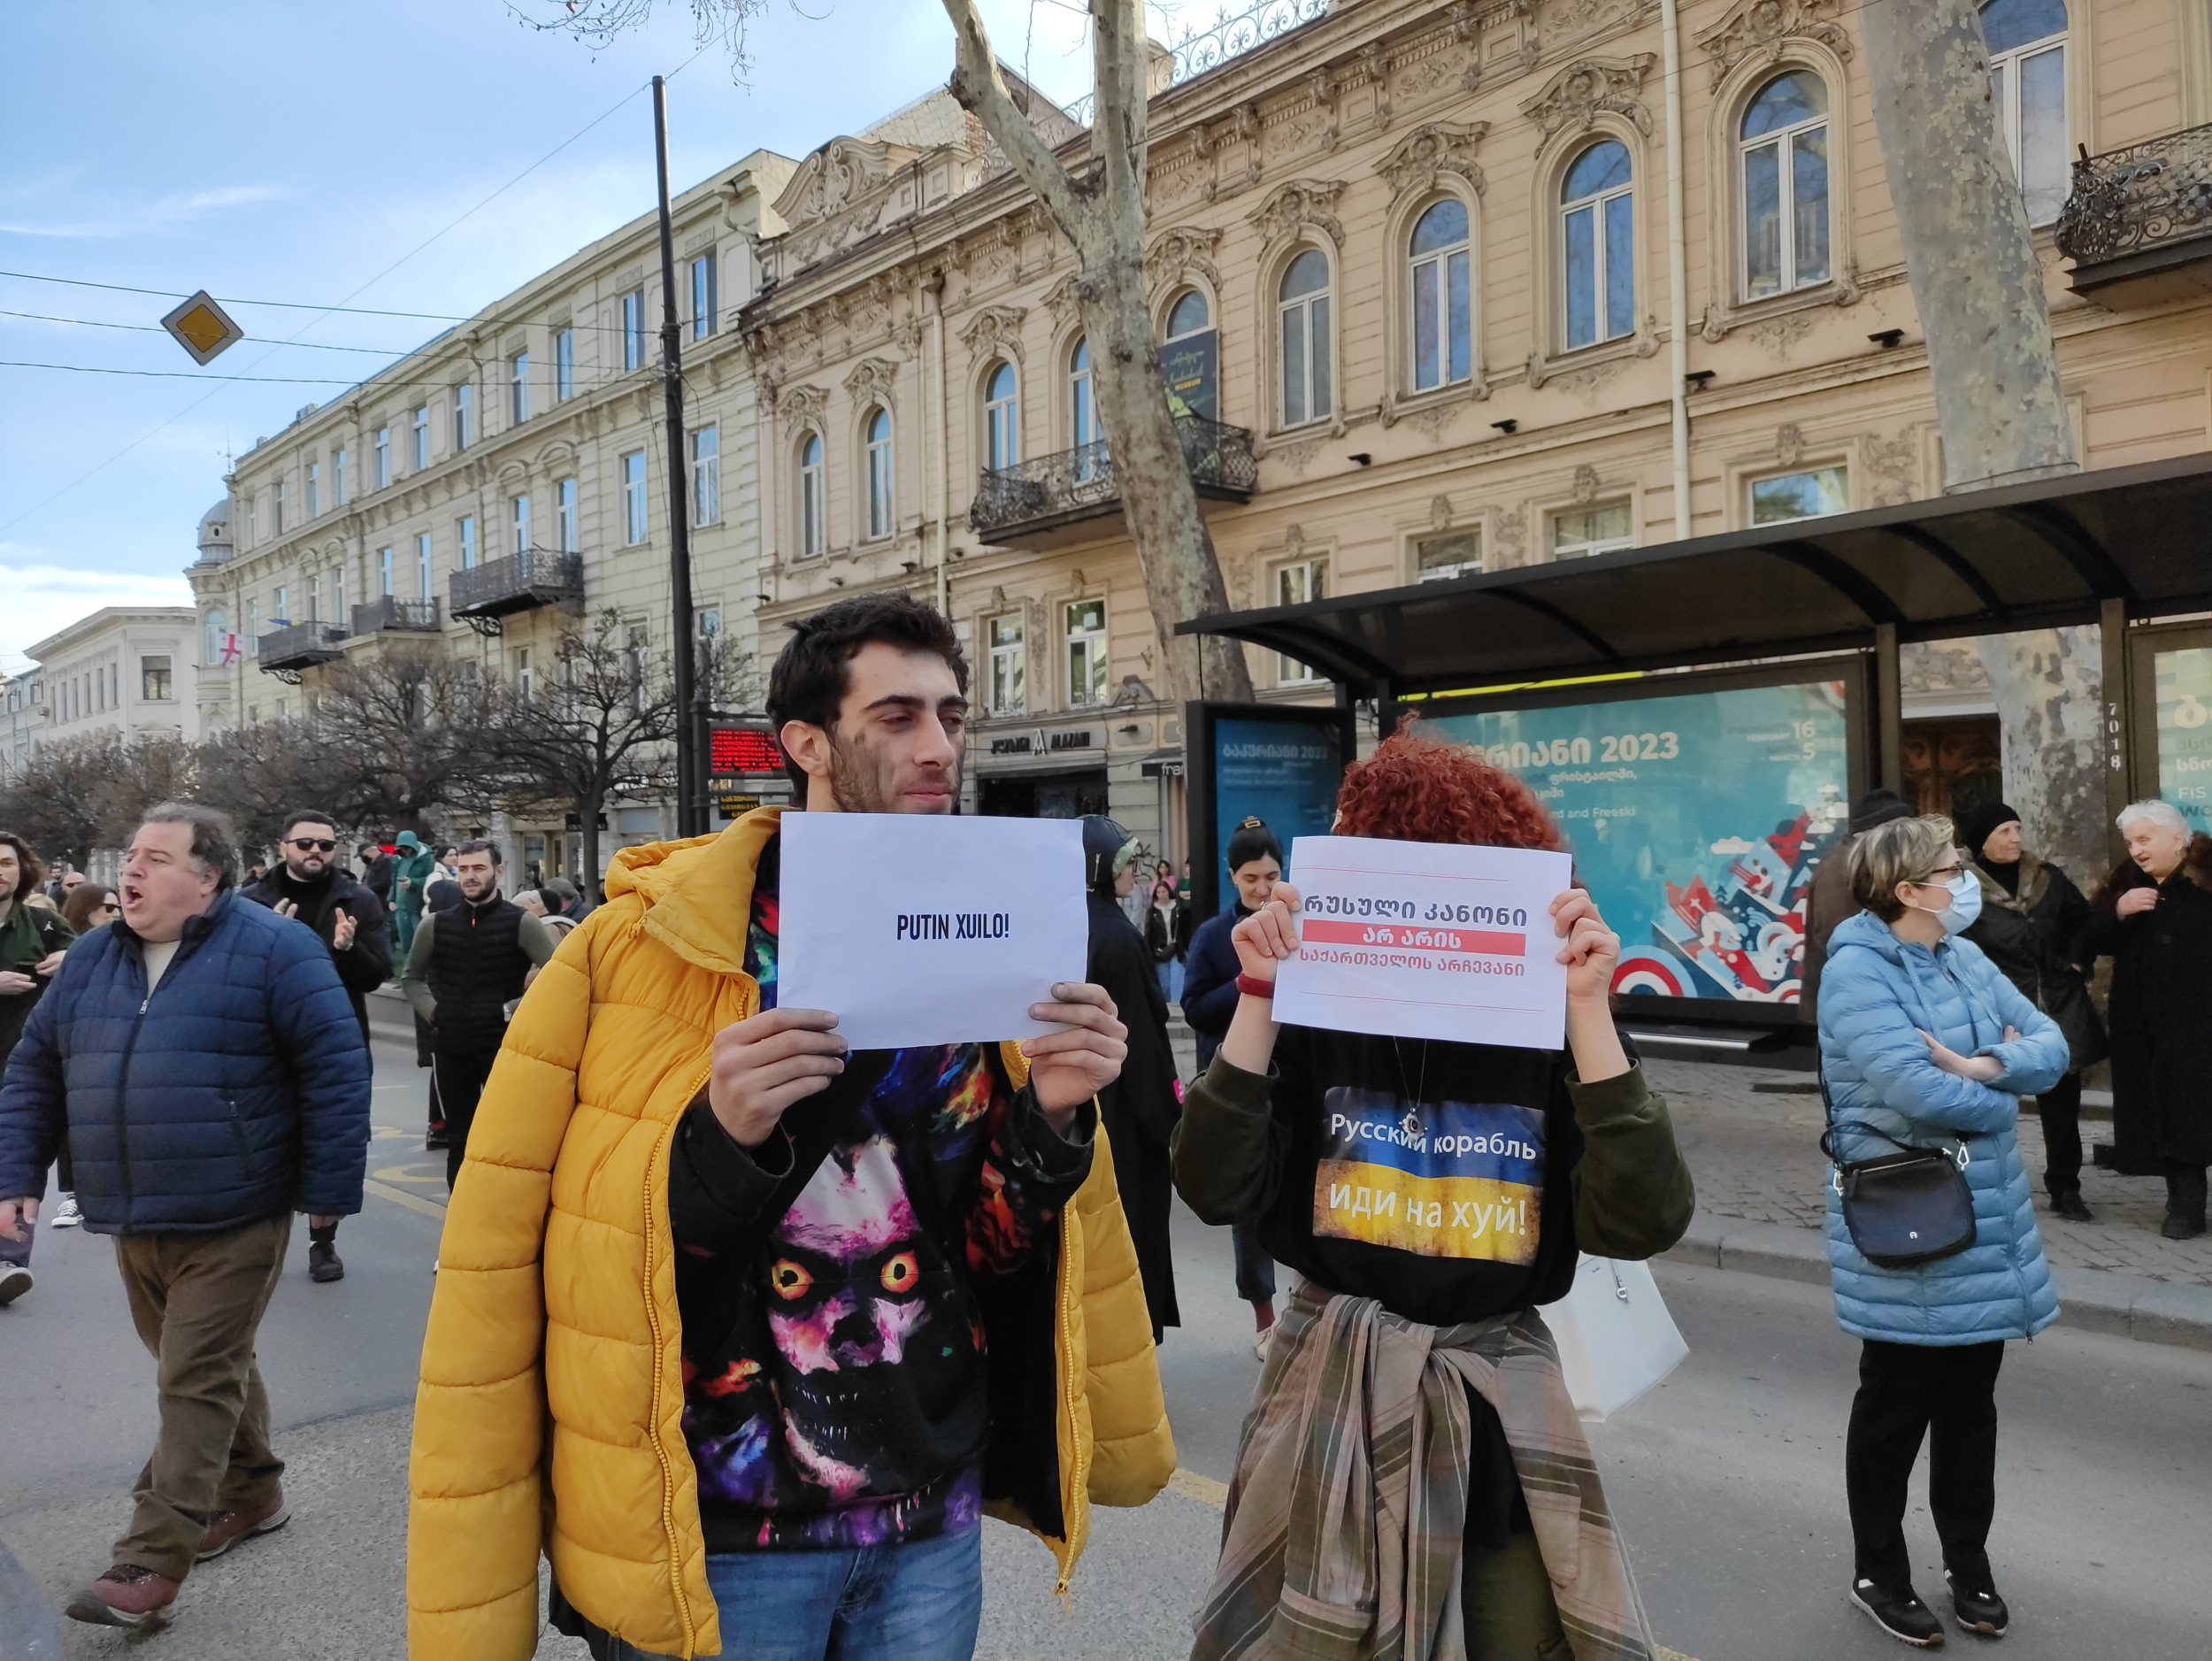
0, 804, 370, 1632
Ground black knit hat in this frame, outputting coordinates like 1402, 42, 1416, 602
1847, 788, 1912, 834
1956, 799, 2023, 860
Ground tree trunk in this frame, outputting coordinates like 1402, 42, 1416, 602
1861, 0, 2103, 872
942, 0, 1254, 705
578, 788, 604, 904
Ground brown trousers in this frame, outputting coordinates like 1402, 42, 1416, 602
111, 1213, 292, 1580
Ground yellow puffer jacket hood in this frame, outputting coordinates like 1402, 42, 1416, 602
406, 809, 1174, 1658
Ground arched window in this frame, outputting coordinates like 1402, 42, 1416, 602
1070, 338, 1102, 481
1164, 288, 1210, 341
204, 610, 227, 666
1278, 249, 1333, 427
984, 361, 1018, 471
863, 410, 894, 541
1409, 198, 1471, 391
1983, 0, 2068, 224
1562, 142, 1634, 350
1740, 72, 1831, 299
798, 431, 825, 558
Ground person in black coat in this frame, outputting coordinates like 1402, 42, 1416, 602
2084, 801, 2212, 1239
1957, 799, 2108, 1221
242, 809, 392, 1283
1142, 875, 1191, 1006
1179, 817, 1285, 1355
1079, 815, 1181, 1340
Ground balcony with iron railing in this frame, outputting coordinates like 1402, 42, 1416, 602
448, 549, 584, 637
2056, 123, 2212, 304
349, 596, 442, 635
257, 620, 345, 682
967, 412, 1257, 550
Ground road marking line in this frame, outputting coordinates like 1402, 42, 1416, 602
1167, 1466, 1227, 1510
364, 1177, 448, 1222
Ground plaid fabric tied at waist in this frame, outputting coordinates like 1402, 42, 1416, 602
1189, 1280, 1657, 1661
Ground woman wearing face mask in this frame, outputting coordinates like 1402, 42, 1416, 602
1818, 815, 2069, 1648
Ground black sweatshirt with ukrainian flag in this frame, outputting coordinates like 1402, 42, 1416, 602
1171, 1027, 1694, 1328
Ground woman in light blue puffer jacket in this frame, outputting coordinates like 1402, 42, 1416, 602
1816, 814, 2069, 1649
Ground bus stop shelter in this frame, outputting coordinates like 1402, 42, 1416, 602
1175, 451, 2212, 1052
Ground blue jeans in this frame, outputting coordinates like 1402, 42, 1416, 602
1157, 957, 1185, 1005
593, 1524, 984, 1661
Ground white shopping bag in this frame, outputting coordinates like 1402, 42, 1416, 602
1545, 1254, 1690, 1423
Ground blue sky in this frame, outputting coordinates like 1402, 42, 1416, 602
0, 0, 1132, 673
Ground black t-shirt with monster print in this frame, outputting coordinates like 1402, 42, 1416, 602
666, 834, 1094, 1552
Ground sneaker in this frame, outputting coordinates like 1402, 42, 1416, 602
198, 1484, 289, 1561
1851, 1579, 1946, 1647
1947, 1572, 2009, 1638
50, 1192, 83, 1227
2049, 1191, 2094, 1223
0, 1263, 30, 1307
1253, 1328, 1271, 1360
308, 1239, 345, 1283
65, 1564, 180, 1629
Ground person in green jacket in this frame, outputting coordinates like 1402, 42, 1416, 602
390, 830, 436, 965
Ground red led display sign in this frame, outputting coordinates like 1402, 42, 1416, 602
709, 725, 783, 778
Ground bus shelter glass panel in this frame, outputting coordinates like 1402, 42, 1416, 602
1427, 678, 1850, 1005
2152, 643, 2212, 832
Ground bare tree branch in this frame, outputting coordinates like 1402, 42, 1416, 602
941, 0, 1089, 240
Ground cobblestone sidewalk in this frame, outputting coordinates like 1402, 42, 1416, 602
1647, 1058, 2212, 1289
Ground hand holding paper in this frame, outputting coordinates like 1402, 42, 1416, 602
705, 1005, 849, 1150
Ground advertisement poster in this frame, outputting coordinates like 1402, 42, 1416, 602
1427, 680, 1851, 1005
2152, 645, 2212, 832
1211, 715, 1345, 903
1162, 329, 1218, 422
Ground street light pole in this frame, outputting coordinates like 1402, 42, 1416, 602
652, 73, 703, 837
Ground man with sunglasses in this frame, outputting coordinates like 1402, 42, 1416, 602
242, 809, 391, 1284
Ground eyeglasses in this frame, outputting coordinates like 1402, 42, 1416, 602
287, 838, 338, 853
1914, 860, 1965, 887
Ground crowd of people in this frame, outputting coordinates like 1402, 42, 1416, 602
0, 588, 2203, 1653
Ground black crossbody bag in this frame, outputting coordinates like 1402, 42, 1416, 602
1819, 1067, 1977, 1268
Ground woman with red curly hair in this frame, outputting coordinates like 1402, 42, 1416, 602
1175, 728, 1693, 1661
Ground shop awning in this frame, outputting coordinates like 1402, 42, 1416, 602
1176, 451, 2212, 695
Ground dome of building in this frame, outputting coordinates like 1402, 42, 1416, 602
195, 498, 233, 563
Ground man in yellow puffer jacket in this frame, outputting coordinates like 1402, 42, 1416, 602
407, 595, 1174, 1660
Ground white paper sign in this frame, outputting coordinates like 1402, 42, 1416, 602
775, 813, 1088, 1050
1272, 835, 1572, 1048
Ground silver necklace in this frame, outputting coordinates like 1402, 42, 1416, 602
1391, 1034, 1431, 1111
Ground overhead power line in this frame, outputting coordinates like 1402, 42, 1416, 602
0, 360, 365, 385
0, 308, 411, 355
0, 271, 471, 323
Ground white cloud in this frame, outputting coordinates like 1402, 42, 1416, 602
0, 181, 289, 239
1709, 836, 1758, 857
0, 555, 196, 673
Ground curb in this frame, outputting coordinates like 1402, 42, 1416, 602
1660, 1213, 2212, 1352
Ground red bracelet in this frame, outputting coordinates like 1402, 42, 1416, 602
1236, 973, 1277, 999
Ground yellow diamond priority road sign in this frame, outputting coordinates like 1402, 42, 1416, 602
159, 289, 244, 365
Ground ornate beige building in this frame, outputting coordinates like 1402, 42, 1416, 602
186, 150, 794, 875
741, 0, 2212, 862
183, 0, 2212, 878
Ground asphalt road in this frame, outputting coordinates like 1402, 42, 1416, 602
4, 1019, 2207, 1657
